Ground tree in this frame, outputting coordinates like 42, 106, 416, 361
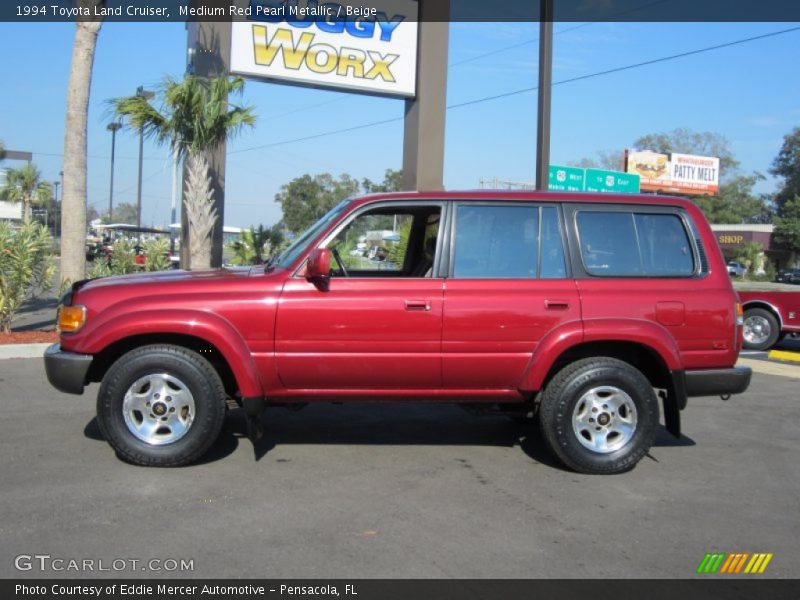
0, 221, 56, 333
104, 201, 137, 225
0, 164, 52, 223
693, 174, 771, 224
773, 196, 800, 253
113, 75, 255, 269
86, 205, 100, 227
183, 153, 217, 268
734, 241, 766, 276
633, 128, 739, 179
276, 173, 360, 233
228, 224, 284, 266
61, 0, 104, 286
770, 127, 800, 209
362, 169, 403, 193
568, 150, 623, 171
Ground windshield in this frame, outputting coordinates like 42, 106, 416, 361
276, 199, 352, 269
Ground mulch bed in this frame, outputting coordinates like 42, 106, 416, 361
0, 330, 59, 345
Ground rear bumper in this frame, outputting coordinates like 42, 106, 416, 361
683, 366, 752, 397
43, 343, 92, 395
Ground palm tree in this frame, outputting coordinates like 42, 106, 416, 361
0, 164, 52, 223
113, 75, 255, 269
61, 1, 104, 286
228, 224, 285, 266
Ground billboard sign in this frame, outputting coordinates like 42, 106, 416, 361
626, 150, 719, 195
230, 0, 419, 98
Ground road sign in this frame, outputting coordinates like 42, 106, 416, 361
548, 165, 585, 192
584, 168, 640, 194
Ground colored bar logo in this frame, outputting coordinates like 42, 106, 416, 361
696, 552, 773, 574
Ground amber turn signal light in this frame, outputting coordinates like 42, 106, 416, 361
58, 305, 87, 333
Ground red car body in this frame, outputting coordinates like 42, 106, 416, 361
738, 289, 800, 350
44, 191, 751, 470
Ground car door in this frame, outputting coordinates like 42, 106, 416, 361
441, 202, 581, 390
275, 203, 445, 391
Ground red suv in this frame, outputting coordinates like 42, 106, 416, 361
45, 191, 751, 473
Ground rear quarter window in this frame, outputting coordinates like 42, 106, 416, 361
576, 211, 695, 277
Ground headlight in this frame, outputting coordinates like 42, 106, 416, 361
58, 305, 87, 333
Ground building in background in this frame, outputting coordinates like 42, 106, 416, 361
710, 224, 798, 270
0, 200, 22, 223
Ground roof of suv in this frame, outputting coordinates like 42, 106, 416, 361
353, 190, 696, 210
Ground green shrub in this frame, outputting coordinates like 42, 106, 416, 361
87, 237, 172, 279
0, 221, 56, 333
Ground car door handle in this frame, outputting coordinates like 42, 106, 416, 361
405, 300, 431, 311
545, 299, 570, 310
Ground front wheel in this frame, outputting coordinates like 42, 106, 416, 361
538, 357, 659, 474
96, 344, 227, 467
742, 308, 780, 351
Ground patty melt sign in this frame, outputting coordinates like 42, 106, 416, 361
626, 150, 720, 195
231, 0, 419, 97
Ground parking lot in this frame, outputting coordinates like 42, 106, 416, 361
1, 357, 798, 579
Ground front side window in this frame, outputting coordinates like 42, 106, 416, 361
326, 206, 441, 277
277, 199, 351, 269
576, 211, 694, 277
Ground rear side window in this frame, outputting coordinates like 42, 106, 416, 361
576, 211, 694, 277
453, 205, 539, 278
452, 204, 568, 279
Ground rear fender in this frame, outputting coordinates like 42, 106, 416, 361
519, 318, 682, 392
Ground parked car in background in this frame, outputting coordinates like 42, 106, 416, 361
775, 268, 800, 285
727, 261, 746, 277
44, 191, 750, 474
738, 289, 800, 350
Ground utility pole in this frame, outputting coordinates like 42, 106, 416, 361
401, 1, 449, 191
535, 0, 554, 190
135, 86, 154, 243
106, 121, 121, 222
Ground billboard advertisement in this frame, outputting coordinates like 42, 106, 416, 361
230, 0, 419, 98
626, 150, 719, 195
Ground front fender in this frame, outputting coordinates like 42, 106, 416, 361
71, 309, 264, 398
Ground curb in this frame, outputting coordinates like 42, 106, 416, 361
737, 358, 800, 380
767, 349, 800, 364
0, 343, 51, 360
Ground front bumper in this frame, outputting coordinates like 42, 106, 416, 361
44, 343, 93, 395
684, 366, 752, 397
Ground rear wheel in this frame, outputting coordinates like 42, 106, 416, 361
538, 357, 659, 474
742, 308, 780, 351
96, 344, 227, 467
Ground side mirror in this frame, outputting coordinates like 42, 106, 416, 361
305, 248, 331, 290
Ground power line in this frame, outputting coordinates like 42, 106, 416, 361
448, 25, 800, 110
232, 26, 800, 155
229, 115, 404, 154
448, 0, 670, 68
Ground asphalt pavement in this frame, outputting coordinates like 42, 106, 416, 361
0, 358, 798, 579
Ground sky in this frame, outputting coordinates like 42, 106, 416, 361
1, 19, 799, 229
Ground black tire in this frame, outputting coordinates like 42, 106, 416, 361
538, 357, 659, 474
742, 308, 780, 351
96, 344, 227, 467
